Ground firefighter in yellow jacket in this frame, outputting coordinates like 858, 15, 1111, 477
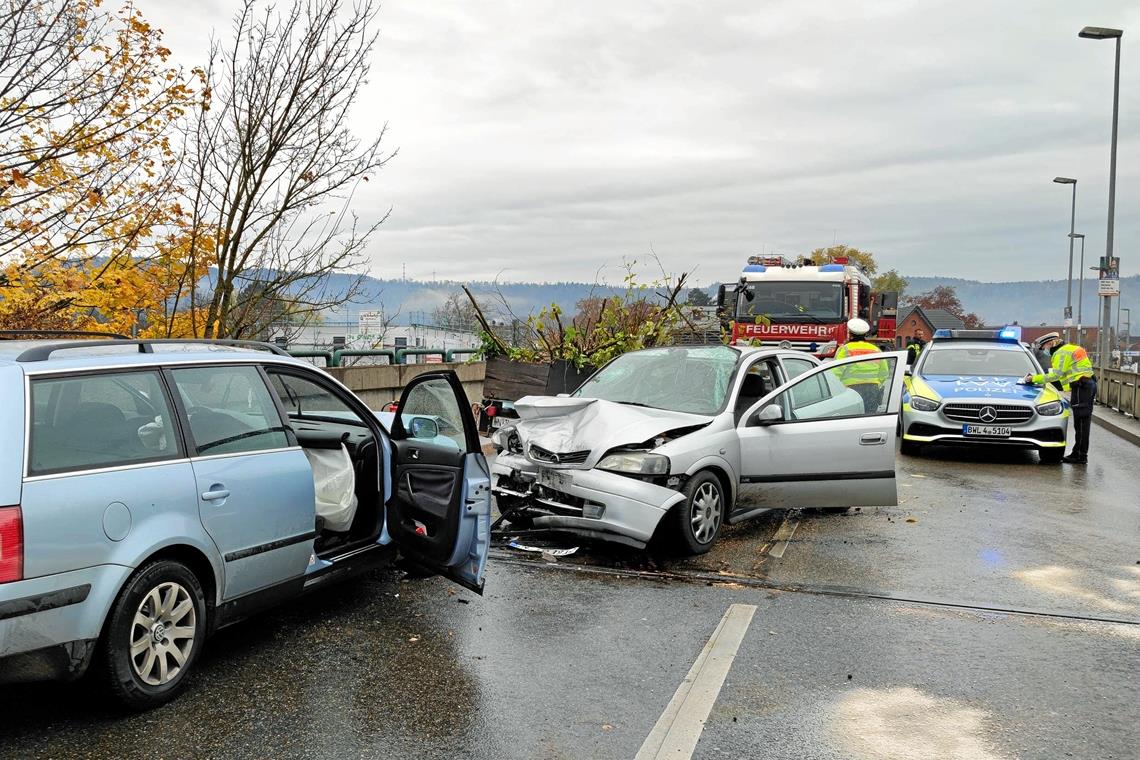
1021, 332, 1096, 464
835, 318, 890, 413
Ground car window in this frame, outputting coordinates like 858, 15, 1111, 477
269, 372, 364, 425
399, 377, 467, 450
734, 358, 781, 419
920, 347, 1033, 376
790, 372, 830, 409
171, 366, 289, 456
28, 371, 181, 476
575, 346, 740, 415
770, 356, 897, 421
782, 357, 817, 381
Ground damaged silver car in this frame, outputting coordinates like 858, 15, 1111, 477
490, 345, 907, 553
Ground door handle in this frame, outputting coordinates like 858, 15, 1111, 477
201, 488, 231, 501
859, 433, 886, 445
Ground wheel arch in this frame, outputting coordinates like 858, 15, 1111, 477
683, 457, 737, 508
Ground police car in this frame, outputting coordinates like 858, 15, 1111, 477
899, 327, 1069, 463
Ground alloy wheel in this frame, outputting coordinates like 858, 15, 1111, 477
129, 581, 197, 687
689, 482, 723, 544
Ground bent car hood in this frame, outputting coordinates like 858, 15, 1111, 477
511, 396, 712, 462
919, 375, 1045, 402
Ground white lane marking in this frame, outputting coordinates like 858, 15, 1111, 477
635, 603, 757, 760
768, 516, 800, 559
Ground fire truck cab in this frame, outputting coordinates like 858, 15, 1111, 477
716, 255, 898, 358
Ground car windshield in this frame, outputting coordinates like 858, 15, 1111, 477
737, 282, 844, 321
574, 346, 740, 415
921, 347, 1035, 376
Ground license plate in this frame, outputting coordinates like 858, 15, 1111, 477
963, 425, 1012, 437
537, 467, 571, 491
491, 416, 508, 428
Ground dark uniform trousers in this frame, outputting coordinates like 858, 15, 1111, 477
1069, 377, 1097, 459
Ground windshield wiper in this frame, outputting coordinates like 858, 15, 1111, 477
793, 305, 828, 325
616, 400, 657, 409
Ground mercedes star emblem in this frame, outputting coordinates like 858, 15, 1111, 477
979, 406, 998, 423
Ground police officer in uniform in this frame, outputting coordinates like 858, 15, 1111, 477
1022, 332, 1096, 464
835, 318, 890, 413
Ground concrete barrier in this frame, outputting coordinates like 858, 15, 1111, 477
325, 361, 486, 409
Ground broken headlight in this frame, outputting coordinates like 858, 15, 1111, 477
597, 451, 670, 476
491, 426, 523, 454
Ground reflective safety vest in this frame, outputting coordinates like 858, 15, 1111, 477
834, 340, 889, 386
1031, 343, 1094, 391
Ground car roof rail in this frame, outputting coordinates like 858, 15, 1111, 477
0, 329, 132, 340
13, 338, 294, 363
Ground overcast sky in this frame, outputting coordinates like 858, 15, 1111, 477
150, 0, 1140, 285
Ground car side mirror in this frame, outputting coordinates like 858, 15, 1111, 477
408, 416, 439, 440
755, 404, 784, 425
716, 284, 726, 310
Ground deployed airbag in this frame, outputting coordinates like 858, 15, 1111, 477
305, 444, 359, 532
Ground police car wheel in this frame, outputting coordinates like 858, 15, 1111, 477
900, 439, 921, 456
1039, 448, 1064, 465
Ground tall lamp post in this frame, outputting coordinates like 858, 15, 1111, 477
1053, 177, 1077, 342
1070, 232, 1086, 343
1079, 25, 1123, 373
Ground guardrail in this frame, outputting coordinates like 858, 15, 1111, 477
1096, 366, 1138, 417
286, 346, 483, 367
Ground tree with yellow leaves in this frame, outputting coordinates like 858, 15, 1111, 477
0, 0, 203, 334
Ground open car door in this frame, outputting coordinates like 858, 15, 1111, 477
387, 371, 491, 593
734, 352, 907, 512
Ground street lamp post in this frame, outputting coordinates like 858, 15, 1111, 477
1122, 307, 1132, 366
1053, 177, 1077, 342
1070, 233, 1086, 343
1079, 25, 1123, 372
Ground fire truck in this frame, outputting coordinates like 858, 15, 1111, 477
715, 255, 898, 357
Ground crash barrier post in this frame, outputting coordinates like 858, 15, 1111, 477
394, 347, 446, 364
332, 348, 397, 367
1095, 366, 1138, 417
444, 348, 482, 363
287, 349, 335, 367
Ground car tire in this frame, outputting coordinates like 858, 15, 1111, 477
98, 559, 207, 711
1039, 448, 1064, 465
900, 439, 921, 456
671, 471, 726, 555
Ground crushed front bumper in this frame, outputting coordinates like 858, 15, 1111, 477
901, 406, 1069, 449
490, 452, 686, 547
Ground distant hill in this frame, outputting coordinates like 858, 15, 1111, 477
317, 271, 1139, 329
903, 276, 1139, 327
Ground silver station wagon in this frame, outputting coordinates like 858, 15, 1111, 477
0, 335, 490, 709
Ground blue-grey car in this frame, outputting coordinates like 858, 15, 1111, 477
0, 337, 490, 709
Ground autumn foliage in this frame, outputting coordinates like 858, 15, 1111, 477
0, 0, 203, 334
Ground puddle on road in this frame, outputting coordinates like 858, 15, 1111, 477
1012, 565, 1139, 614
832, 687, 1007, 760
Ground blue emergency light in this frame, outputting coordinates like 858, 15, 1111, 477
743, 264, 766, 273
818, 264, 846, 273
932, 326, 1022, 342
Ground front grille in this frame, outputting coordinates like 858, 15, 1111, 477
528, 444, 590, 466
942, 403, 1033, 424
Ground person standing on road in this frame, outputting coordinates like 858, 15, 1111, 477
835, 318, 889, 413
1022, 332, 1096, 464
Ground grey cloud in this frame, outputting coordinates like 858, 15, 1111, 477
150, 0, 1140, 284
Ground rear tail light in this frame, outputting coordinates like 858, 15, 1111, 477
0, 505, 23, 584
486, 405, 498, 418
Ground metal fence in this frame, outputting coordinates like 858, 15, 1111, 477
1096, 367, 1138, 417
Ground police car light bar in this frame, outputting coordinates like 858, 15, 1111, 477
931, 327, 1021, 343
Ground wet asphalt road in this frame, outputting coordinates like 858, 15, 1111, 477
2, 429, 1138, 759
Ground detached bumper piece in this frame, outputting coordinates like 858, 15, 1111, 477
0, 639, 97, 684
